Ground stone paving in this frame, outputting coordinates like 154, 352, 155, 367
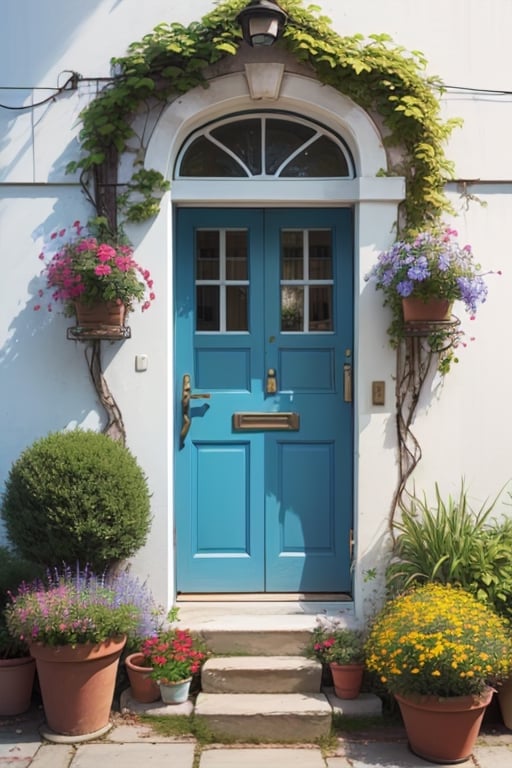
2, 703, 512, 768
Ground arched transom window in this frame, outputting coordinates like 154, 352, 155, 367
176, 114, 355, 179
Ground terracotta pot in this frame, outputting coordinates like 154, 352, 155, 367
159, 677, 192, 705
497, 676, 512, 728
74, 301, 127, 328
395, 687, 493, 763
29, 636, 126, 737
0, 656, 36, 716
402, 296, 453, 322
125, 653, 160, 703
329, 662, 364, 700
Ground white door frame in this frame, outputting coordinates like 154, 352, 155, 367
138, 67, 405, 617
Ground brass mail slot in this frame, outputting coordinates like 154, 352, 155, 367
233, 412, 300, 431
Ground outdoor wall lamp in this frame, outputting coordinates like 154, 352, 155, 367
236, 0, 288, 47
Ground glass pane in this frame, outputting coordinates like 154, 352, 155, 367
309, 286, 332, 331
266, 119, 315, 175
281, 231, 303, 280
281, 287, 304, 331
196, 231, 219, 279
196, 286, 219, 331
226, 286, 248, 331
281, 136, 350, 177
211, 120, 262, 175
309, 230, 332, 279
226, 231, 248, 280
180, 136, 247, 177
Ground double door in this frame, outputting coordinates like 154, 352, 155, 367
175, 208, 353, 593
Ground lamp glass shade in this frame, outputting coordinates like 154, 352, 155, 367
248, 18, 279, 46
237, 0, 287, 47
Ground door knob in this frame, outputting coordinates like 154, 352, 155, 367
180, 374, 211, 447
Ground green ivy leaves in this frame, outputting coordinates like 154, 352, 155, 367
68, 0, 457, 232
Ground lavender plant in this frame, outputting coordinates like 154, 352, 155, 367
5, 565, 159, 647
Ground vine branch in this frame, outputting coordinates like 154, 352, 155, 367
390, 336, 436, 533
84, 341, 126, 444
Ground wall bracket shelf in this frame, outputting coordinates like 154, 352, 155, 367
66, 326, 131, 342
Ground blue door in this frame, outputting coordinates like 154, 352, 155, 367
175, 208, 353, 593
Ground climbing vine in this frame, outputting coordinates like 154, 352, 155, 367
67, 0, 459, 234
65, 0, 461, 514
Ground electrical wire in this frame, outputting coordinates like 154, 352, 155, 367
1, 71, 512, 112
0, 72, 81, 110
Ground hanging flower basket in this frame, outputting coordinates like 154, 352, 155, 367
402, 297, 453, 323
74, 300, 127, 329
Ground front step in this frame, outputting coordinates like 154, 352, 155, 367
177, 600, 358, 656
194, 692, 332, 742
125, 603, 382, 741
201, 656, 322, 693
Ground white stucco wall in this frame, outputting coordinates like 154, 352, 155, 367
1, 0, 511, 616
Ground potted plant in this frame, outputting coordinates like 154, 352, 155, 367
5, 565, 147, 739
34, 218, 155, 326
123, 606, 179, 704
305, 618, 365, 699
365, 583, 512, 763
140, 625, 208, 705
364, 225, 492, 371
0, 547, 43, 716
0, 615, 37, 717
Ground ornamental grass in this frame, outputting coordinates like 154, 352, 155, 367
365, 583, 512, 698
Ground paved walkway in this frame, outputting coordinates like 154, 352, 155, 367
2, 706, 512, 768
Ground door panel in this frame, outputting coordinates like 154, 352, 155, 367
175, 208, 353, 593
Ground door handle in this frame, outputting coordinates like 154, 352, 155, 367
343, 363, 352, 403
180, 374, 211, 447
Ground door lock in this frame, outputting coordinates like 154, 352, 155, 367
266, 368, 277, 394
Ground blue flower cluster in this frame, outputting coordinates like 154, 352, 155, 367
365, 227, 489, 315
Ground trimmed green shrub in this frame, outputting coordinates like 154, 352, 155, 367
1, 430, 151, 572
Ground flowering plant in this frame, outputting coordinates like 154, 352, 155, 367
305, 618, 364, 665
34, 219, 155, 316
365, 583, 512, 697
365, 226, 493, 371
141, 627, 208, 684
5, 566, 148, 647
366, 227, 488, 312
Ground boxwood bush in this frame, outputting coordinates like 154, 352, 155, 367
1, 430, 151, 572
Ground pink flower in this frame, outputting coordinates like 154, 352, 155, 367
97, 244, 116, 262
94, 264, 112, 276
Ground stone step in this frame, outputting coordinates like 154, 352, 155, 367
178, 600, 357, 656
194, 692, 332, 742
201, 656, 322, 694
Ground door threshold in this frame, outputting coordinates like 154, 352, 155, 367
177, 593, 351, 603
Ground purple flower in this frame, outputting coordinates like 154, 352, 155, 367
396, 280, 414, 297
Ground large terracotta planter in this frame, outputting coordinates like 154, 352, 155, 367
29, 636, 126, 738
329, 662, 364, 700
74, 300, 127, 328
125, 652, 160, 703
0, 656, 36, 716
402, 296, 453, 322
497, 676, 512, 728
395, 687, 493, 764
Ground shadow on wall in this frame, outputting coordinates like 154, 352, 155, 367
0, 192, 118, 496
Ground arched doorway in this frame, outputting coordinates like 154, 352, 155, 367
144, 68, 405, 601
